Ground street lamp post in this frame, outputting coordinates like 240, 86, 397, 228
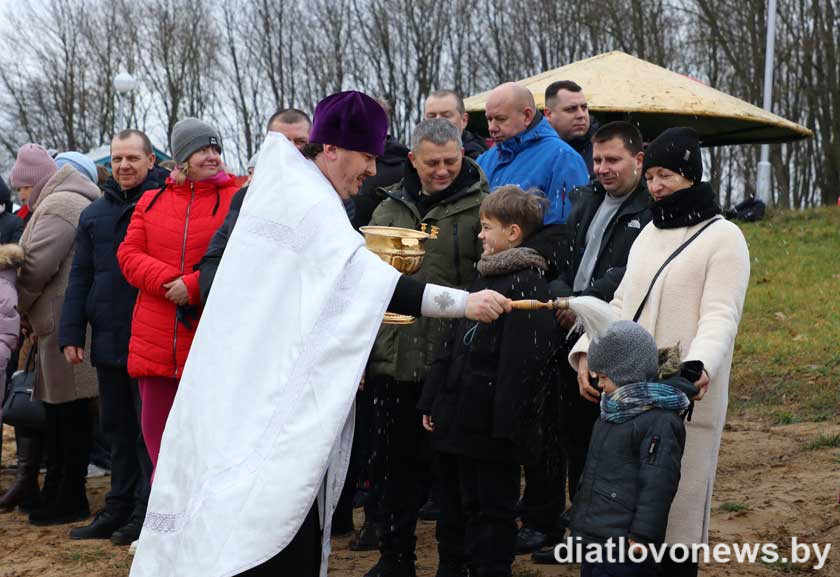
756, 0, 777, 206
113, 71, 138, 130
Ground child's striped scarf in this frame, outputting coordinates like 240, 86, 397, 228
600, 382, 690, 424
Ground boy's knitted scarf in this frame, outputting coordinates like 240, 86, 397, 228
600, 382, 690, 424
476, 247, 547, 277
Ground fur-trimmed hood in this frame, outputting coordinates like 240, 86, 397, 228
0, 243, 24, 270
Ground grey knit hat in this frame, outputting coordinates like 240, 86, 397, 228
170, 118, 221, 164
588, 320, 659, 387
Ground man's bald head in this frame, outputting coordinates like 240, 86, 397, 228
485, 82, 537, 143
491, 82, 535, 109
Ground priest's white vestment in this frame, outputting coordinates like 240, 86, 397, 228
129, 133, 401, 577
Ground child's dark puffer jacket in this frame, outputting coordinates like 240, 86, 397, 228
570, 395, 688, 546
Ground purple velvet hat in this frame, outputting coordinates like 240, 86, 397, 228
309, 91, 388, 156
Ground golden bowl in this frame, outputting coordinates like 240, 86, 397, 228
359, 226, 430, 275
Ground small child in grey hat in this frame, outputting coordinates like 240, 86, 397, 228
569, 320, 698, 577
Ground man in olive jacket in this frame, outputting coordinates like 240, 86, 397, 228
363, 118, 488, 577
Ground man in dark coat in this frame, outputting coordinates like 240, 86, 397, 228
532, 121, 655, 564
0, 176, 24, 243
544, 80, 597, 179
350, 98, 410, 229
197, 109, 312, 303
424, 89, 489, 161
58, 129, 167, 545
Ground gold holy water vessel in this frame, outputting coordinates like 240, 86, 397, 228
360, 224, 439, 324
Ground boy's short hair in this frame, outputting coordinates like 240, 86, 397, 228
480, 186, 545, 239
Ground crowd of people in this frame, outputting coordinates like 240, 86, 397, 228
0, 80, 750, 577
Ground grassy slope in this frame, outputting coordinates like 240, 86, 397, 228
729, 206, 840, 424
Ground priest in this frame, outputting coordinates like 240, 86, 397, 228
129, 91, 511, 577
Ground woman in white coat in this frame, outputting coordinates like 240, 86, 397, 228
570, 127, 750, 577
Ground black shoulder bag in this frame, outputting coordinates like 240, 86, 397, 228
2, 345, 46, 431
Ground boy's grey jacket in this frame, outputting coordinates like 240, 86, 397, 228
569, 404, 686, 545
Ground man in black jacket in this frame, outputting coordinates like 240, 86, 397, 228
59, 129, 167, 545
424, 89, 488, 161
198, 109, 312, 303
532, 121, 654, 564
544, 80, 597, 179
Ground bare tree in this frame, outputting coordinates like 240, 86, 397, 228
139, 0, 221, 150
0, 0, 836, 206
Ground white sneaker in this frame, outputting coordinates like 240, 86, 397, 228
129, 540, 139, 555
87, 463, 110, 478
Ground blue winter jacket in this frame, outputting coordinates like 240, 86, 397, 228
58, 167, 168, 367
477, 114, 589, 224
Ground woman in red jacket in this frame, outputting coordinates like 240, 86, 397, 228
118, 118, 239, 471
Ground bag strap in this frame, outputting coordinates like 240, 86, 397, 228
633, 218, 722, 322
24, 343, 38, 372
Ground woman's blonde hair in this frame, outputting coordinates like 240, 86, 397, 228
172, 163, 192, 186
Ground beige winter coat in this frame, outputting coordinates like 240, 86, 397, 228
18, 165, 101, 404
570, 216, 750, 545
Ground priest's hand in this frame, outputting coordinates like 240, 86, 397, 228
465, 290, 511, 323
422, 414, 435, 432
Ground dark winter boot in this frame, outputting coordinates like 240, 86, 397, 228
28, 450, 62, 515
0, 429, 43, 512
363, 553, 417, 577
29, 464, 90, 526
434, 564, 468, 577
30, 401, 92, 526
417, 495, 440, 521
349, 518, 382, 551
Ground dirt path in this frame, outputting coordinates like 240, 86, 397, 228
1, 419, 838, 576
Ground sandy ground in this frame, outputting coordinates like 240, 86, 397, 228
1, 419, 838, 577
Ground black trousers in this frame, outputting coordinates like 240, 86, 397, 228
96, 366, 153, 521
438, 453, 520, 577
521, 370, 569, 533
236, 501, 322, 577
582, 558, 657, 577
43, 399, 94, 504
520, 459, 566, 533
563, 374, 600, 502
657, 555, 699, 577
371, 376, 431, 557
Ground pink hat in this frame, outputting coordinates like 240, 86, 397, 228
10, 144, 57, 189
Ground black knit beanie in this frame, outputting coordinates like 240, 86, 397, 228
643, 127, 702, 184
